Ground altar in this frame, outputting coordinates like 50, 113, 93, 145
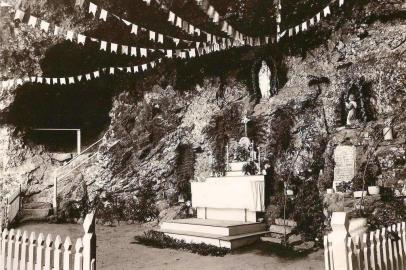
160, 128, 268, 249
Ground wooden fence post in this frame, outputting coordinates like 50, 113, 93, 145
330, 212, 351, 270
82, 212, 96, 270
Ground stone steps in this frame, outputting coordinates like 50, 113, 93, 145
160, 228, 268, 249
19, 208, 53, 223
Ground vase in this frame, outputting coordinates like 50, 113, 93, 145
368, 186, 380, 195
353, 191, 367, 198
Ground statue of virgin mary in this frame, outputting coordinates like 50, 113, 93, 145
258, 61, 271, 99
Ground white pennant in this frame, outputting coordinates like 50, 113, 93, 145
14, 9, 24, 21
60, 78, 66, 85
140, 48, 147, 57
37, 77, 43, 83
109, 68, 115, 74
195, 28, 201, 36
189, 24, 195, 35
302, 21, 308, 31
85, 74, 91, 80
173, 38, 180, 46
141, 64, 147, 71
68, 77, 75, 84
52, 78, 58, 84
316, 13, 321, 22
100, 9, 107, 21
310, 18, 315, 26
323, 6, 331, 17
16, 79, 23, 86
130, 47, 137, 56
27, 16, 38, 27
111, 43, 118, 53
45, 78, 51, 84
149, 31, 156, 41
54, 25, 61, 36
121, 45, 129, 55
93, 71, 100, 78
30, 77, 36, 82
66, 31, 74, 41
213, 11, 219, 23
133, 66, 139, 73
176, 17, 182, 28
339, 0, 344, 6
77, 75, 83, 81
166, 50, 173, 58
89, 2, 97, 16
168, 11, 175, 23
126, 67, 132, 73
40, 20, 50, 32
77, 34, 86, 45
100, 41, 107, 51
158, 34, 164, 44
131, 24, 138, 35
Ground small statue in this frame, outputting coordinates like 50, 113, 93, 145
258, 61, 271, 99
345, 94, 358, 126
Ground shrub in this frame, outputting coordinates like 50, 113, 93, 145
135, 230, 230, 257
242, 161, 258, 175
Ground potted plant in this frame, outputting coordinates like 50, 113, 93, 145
352, 177, 367, 198
367, 178, 380, 195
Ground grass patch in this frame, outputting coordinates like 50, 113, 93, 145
135, 230, 231, 257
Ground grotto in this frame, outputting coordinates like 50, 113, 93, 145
1, 0, 406, 269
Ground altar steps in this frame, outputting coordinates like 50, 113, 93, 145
160, 218, 268, 249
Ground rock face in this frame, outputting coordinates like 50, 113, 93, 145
0, 0, 406, 228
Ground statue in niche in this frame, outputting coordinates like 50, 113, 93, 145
345, 94, 358, 126
258, 61, 271, 99
252, 57, 279, 101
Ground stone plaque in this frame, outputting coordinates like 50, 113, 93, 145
334, 145, 357, 184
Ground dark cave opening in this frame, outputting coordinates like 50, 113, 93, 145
6, 80, 114, 152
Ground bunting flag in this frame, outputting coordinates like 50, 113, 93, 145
278, 0, 345, 42
11, 8, 195, 61
0, 59, 164, 91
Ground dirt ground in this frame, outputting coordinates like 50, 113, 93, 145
16, 223, 324, 270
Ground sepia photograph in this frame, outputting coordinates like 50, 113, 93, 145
1, 0, 406, 269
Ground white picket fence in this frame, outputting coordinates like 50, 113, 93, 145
0, 212, 96, 270
1, 186, 22, 229
324, 212, 406, 270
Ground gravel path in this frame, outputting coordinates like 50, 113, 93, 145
16, 223, 324, 270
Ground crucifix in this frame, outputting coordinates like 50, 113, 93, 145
241, 114, 250, 137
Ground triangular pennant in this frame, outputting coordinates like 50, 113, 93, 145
16, 79, 23, 85
295, 25, 300, 34
77, 75, 83, 81
310, 17, 315, 26
30, 77, 36, 82
126, 67, 132, 73
316, 13, 321, 22
45, 78, 51, 84
189, 24, 195, 35
54, 25, 61, 36
173, 37, 180, 46
133, 66, 139, 73
37, 77, 43, 83
213, 11, 219, 23
85, 73, 91, 80
195, 28, 201, 36
141, 64, 147, 71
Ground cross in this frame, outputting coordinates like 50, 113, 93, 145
241, 114, 250, 137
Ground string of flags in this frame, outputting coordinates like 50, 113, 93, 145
87, 2, 244, 49
0, 59, 163, 91
277, 0, 345, 41
12, 8, 199, 60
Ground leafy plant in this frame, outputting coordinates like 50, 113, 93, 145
335, 181, 352, 193
235, 145, 250, 161
135, 230, 230, 257
242, 161, 258, 175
